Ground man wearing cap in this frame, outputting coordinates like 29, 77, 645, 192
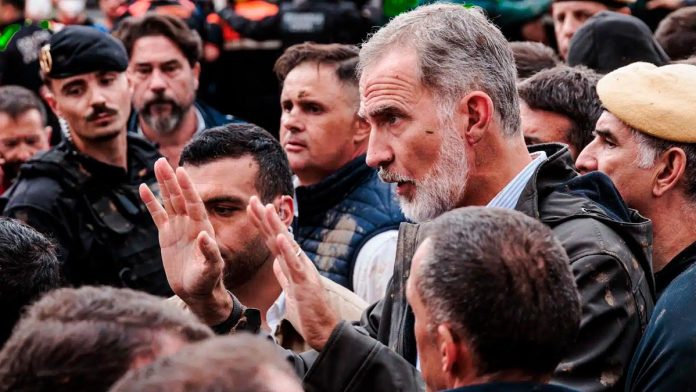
576, 62, 696, 391
1, 26, 171, 296
551, 0, 633, 60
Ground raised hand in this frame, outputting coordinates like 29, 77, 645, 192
140, 158, 232, 325
247, 196, 339, 351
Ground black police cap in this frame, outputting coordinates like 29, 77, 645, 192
40, 26, 128, 79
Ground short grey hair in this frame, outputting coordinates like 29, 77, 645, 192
358, 4, 521, 136
631, 128, 696, 200
417, 207, 581, 377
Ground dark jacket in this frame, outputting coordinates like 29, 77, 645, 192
443, 382, 578, 392
1, 135, 172, 296
294, 155, 405, 289
292, 144, 654, 392
567, 11, 669, 74
127, 99, 242, 135
0, 18, 51, 94
625, 241, 696, 392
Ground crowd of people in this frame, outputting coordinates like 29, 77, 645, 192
1, 0, 696, 391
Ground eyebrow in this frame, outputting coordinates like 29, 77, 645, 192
202, 195, 246, 205
366, 104, 406, 120
60, 79, 85, 94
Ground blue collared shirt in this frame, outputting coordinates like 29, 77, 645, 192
487, 151, 546, 209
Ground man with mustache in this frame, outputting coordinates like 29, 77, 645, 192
1, 26, 171, 296
114, 14, 241, 166
160, 5, 654, 391
0, 86, 52, 193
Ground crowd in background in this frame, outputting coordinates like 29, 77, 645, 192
1, 0, 696, 391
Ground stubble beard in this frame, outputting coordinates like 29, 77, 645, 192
221, 234, 272, 290
384, 123, 469, 223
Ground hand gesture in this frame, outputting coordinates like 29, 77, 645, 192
247, 196, 339, 351
140, 158, 232, 325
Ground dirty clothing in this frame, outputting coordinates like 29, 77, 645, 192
625, 241, 696, 392
1, 135, 171, 296
289, 144, 654, 392
294, 155, 405, 291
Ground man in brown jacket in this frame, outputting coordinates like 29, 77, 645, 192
145, 123, 365, 352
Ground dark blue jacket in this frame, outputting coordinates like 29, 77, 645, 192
294, 155, 405, 289
625, 240, 696, 392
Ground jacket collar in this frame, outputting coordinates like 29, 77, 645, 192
295, 155, 372, 219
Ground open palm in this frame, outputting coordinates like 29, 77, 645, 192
140, 158, 226, 304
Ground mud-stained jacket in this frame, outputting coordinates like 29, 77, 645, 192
1, 135, 172, 296
288, 144, 655, 392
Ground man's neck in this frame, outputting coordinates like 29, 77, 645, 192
649, 197, 696, 272
451, 372, 547, 390
232, 257, 282, 329
457, 137, 533, 207
296, 144, 366, 187
72, 130, 128, 169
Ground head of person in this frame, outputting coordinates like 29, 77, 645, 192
274, 42, 369, 186
655, 7, 696, 61
576, 62, 696, 218
0, 286, 213, 392
40, 26, 131, 148
509, 41, 560, 80
110, 334, 303, 392
0, 218, 60, 347
0, 0, 24, 23
359, 4, 521, 222
406, 207, 581, 391
518, 65, 602, 160
114, 14, 202, 137
55, 0, 87, 24
568, 11, 670, 75
551, 0, 633, 60
0, 86, 51, 182
179, 124, 294, 290
99, 0, 126, 24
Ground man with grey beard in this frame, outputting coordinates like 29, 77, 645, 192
145, 4, 655, 392
113, 14, 241, 166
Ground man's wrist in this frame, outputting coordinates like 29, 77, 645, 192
186, 286, 234, 326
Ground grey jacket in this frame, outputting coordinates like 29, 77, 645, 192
290, 144, 654, 392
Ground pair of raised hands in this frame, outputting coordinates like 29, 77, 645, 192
139, 158, 338, 351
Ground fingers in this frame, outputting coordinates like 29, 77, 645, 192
276, 234, 306, 283
140, 183, 168, 228
197, 231, 224, 267
176, 167, 208, 222
155, 158, 186, 215
154, 159, 174, 213
273, 259, 290, 292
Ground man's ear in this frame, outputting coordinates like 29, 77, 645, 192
42, 88, 60, 118
193, 61, 201, 91
653, 147, 687, 198
437, 324, 459, 375
353, 114, 370, 145
457, 91, 494, 145
617, 6, 631, 15
277, 195, 294, 227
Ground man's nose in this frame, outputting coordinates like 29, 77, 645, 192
366, 128, 393, 169
575, 143, 598, 174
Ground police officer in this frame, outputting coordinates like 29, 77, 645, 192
1, 26, 171, 296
